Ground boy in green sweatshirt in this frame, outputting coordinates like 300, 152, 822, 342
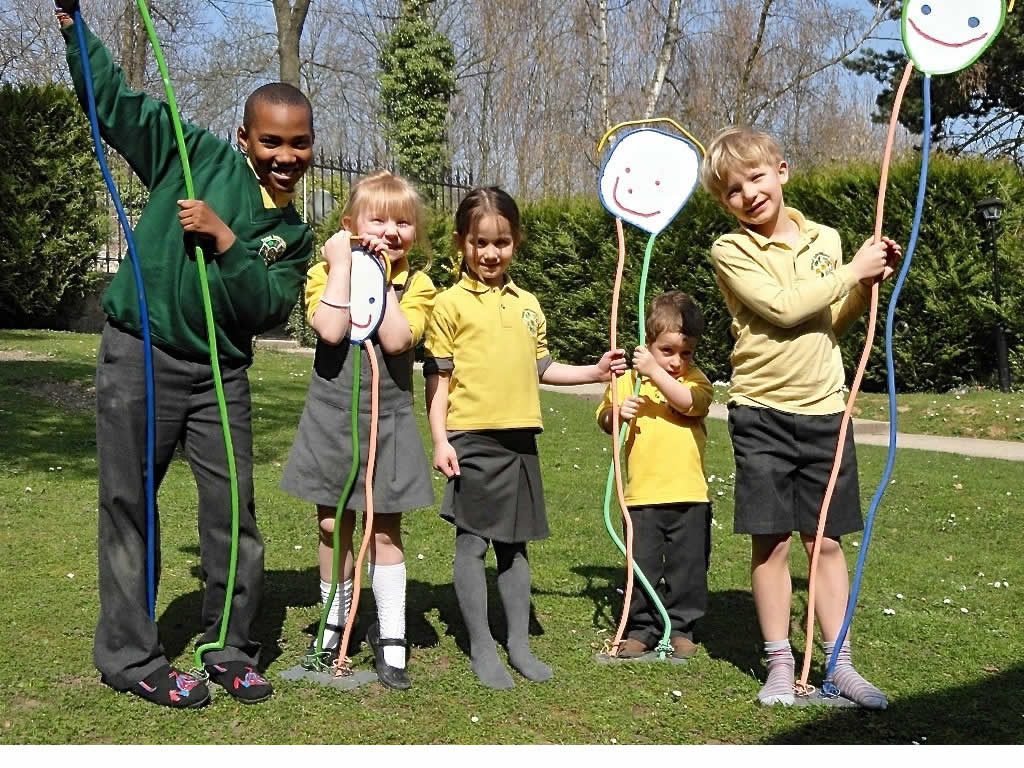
56, 1, 314, 708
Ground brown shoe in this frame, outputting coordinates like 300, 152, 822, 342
616, 638, 650, 658
670, 636, 699, 658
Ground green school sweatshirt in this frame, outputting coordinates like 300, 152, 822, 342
64, 22, 313, 364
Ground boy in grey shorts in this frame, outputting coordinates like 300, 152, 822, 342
701, 126, 901, 709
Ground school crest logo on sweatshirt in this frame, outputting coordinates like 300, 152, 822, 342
521, 308, 539, 337
259, 235, 287, 265
810, 251, 833, 278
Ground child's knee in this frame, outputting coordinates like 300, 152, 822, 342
372, 520, 403, 553
752, 533, 791, 563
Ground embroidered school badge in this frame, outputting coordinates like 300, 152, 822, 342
259, 234, 287, 265
810, 251, 833, 278
522, 308, 539, 336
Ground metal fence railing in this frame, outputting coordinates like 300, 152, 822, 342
91, 146, 474, 273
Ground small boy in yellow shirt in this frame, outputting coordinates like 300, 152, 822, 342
597, 291, 714, 658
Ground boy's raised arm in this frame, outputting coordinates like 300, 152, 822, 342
58, 6, 219, 190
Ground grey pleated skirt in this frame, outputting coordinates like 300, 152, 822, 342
440, 429, 548, 543
281, 341, 434, 513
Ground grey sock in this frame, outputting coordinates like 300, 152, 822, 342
759, 639, 795, 706
454, 531, 514, 689
495, 542, 552, 683
824, 640, 888, 710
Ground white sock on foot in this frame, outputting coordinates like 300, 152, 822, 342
319, 578, 353, 650
370, 560, 407, 669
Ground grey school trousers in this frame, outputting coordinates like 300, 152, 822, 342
625, 501, 712, 646
93, 322, 263, 689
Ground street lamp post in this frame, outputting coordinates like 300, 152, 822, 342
975, 197, 1011, 393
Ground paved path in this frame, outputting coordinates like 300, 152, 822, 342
255, 339, 1024, 462
541, 381, 1024, 462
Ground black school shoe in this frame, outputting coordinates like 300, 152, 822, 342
366, 622, 411, 690
205, 661, 273, 704
131, 664, 211, 709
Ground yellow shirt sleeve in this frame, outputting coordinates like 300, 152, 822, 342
711, 239, 861, 329
400, 271, 437, 346
535, 303, 549, 360
304, 260, 328, 326
680, 368, 714, 419
424, 291, 455, 361
596, 371, 637, 423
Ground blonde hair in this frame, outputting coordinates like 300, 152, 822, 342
700, 126, 784, 203
341, 170, 431, 270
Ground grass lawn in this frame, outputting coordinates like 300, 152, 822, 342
1, 329, 1022, 745
850, 390, 1024, 441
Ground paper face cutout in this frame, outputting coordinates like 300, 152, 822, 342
902, 1, 1007, 75
348, 247, 387, 344
598, 128, 701, 234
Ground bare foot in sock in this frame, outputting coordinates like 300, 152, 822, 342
508, 645, 552, 682
471, 642, 515, 690
832, 666, 888, 710
759, 652, 795, 705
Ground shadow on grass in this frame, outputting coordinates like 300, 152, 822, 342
566, 564, 819, 679
156, 559, 543, 672
765, 663, 1024, 744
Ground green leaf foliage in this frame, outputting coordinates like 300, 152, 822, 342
0, 84, 103, 327
378, 0, 457, 184
431, 154, 1021, 393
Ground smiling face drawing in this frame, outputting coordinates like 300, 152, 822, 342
598, 128, 701, 234
348, 247, 387, 344
902, 1, 1007, 75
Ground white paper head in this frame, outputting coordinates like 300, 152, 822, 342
348, 247, 387, 344
902, 1, 1007, 75
598, 128, 701, 234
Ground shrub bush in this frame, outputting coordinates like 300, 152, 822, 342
287, 154, 1023, 393
0, 84, 103, 327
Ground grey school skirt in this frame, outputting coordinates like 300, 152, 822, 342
281, 341, 434, 514
440, 429, 549, 543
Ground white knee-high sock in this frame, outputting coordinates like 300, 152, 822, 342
319, 578, 353, 650
370, 561, 407, 669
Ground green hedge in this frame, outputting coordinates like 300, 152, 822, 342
504, 154, 1022, 393
0, 84, 103, 327
289, 155, 1022, 393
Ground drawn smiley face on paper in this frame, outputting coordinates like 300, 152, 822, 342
902, 1, 1008, 75
348, 246, 387, 344
598, 128, 701, 234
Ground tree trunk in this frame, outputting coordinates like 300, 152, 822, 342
120, 0, 148, 90
642, 0, 682, 119
597, 0, 610, 132
272, 0, 312, 87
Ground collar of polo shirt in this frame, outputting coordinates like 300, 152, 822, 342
740, 206, 820, 249
457, 273, 521, 295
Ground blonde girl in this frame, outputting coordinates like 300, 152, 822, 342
282, 171, 436, 690
423, 186, 626, 689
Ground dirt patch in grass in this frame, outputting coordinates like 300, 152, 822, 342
0, 350, 43, 362
20, 380, 95, 413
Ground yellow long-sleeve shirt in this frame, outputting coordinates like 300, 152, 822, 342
711, 207, 870, 415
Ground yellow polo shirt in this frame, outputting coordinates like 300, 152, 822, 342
246, 158, 293, 209
424, 274, 549, 431
711, 207, 871, 415
596, 368, 713, 506
304, 259, 435, 343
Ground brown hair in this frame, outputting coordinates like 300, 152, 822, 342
645, 291, 704, 344
700, 126, 784, 203
453, 186, 522, 276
